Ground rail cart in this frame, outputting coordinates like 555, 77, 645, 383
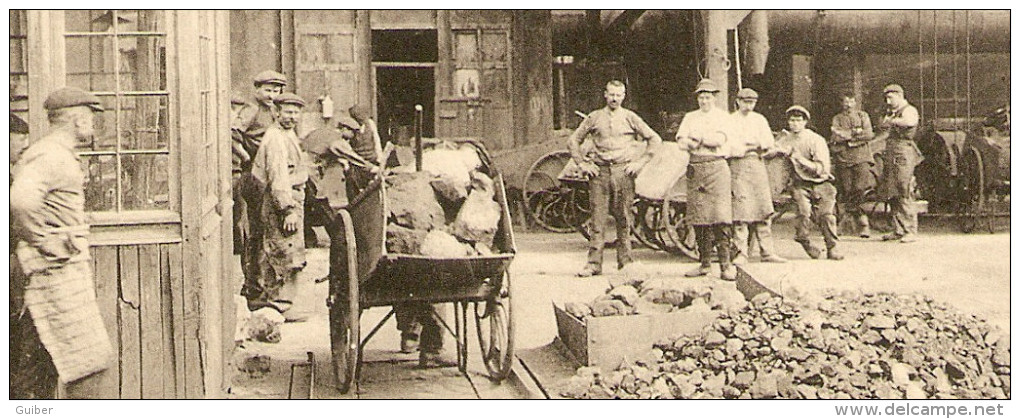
324, 139, 517, 394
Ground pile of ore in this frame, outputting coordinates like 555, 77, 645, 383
385, 142, 502, 257
562, 290, 1010, 399
563, 279, 740, 319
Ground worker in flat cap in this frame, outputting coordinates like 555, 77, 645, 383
567, 79, 662, 278
676, 79, 737, 280
829, 91, 876, 238
767, 105, 843, 260
728, 88, 787, 265
10, 87, 114, 398
875, 84, 922, 243
348, 104, 384, 165
244, 92, 312, 324
234, 70, 287, 308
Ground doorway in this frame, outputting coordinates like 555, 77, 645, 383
375, 67, 435, 145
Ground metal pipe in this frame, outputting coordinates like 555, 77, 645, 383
414, 104, 423, 172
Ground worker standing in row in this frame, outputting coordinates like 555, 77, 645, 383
829, 91, 876, 238
727, 88, 787, 265
876, 84, 922, 243
676, 79, 736, 280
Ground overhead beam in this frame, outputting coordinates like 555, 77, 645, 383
605, 10, 645, 34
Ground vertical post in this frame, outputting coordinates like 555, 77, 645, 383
702, 10, 730, 108
415, 104, 424, 172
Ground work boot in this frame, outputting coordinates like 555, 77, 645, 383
720, 265, 737, 281
859, 225, 872, 239
576, 266, 602, 278
826, 246, 845, 261
732, 254, 748, 266
685, 264, 712, 277
400, 333, 420, 354
899, 233, 918, 243
798, 242, 822, 259
419, 350, 458, 369
882, 233, 904, 242
760, 254, 788, 263
857, 214, 871, 238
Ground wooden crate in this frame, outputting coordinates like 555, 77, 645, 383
552, 302, 720, 371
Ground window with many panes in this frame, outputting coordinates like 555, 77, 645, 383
64, 10, 172, 214
10, 10, 30, 156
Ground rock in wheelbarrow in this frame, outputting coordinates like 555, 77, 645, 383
450, 171, 501, 247
419, 229, 475, 258
385, 172, 446, 231
422, 145, 482, 204
386, 223, 428, 254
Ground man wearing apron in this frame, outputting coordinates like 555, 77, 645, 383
728, 88, 787, 265
829, 92, 876, 238
676, 79, 736, 280
769, 106, 844, 260
567, 80, 662, 277
10, 87, 114, 398
876, 84, 922, 243
247, 93, 310, 323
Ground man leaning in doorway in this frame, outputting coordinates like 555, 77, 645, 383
875, 84, 922, 243
677, 79, 736, 281
728, 88, 787, 265
235, 70, 287, 308
567, 79, 662, 278
246, 93, 311, 323
10, 87, 114, 398
829, 91, 876, 238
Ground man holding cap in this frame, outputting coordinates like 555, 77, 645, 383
768, 105, 843, 260
244, 92, 311, 322
829, 92, 876, 238
234, 70, 288, 303
10, 87, 114, 398
676, 79, 736, 280
875, 84, 922, 243
567, 79, 662, 278
728, 88, 786, 265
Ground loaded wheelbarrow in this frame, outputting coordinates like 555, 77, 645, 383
318, 137, 517, 394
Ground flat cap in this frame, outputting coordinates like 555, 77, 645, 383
273, 92, 306, 107
693, 79, 720, 94
785, 105, 811, 120
736, 88, 759, 100
883, 84, 904, 95
230, 91, 248, 106
348, 104, 369, 121
253, 70, 287, 87
43, 87, 104, 112
335, 115, 360, 130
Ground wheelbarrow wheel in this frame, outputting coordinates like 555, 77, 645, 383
523, 151, 576, 233
660, 198, 698, 260
475, 273, 514, 382
329, 210, 360, 394
956, 146, 986, 233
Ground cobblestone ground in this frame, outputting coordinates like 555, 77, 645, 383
228, 216, 1010, 399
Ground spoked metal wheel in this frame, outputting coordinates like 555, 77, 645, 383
660, 198, 698, 259
632, 199, 664, 250
956, 146, 989, 233
523, 151, 575, 232
329, 210, 360, 394
474, 273, 514, 382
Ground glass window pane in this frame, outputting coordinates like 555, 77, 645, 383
481, 32, 508, 64
120, 95, 169, 151
66, 36, 117, 92
74, 96, 118, 152
121, 154, 170, 210
454, 31, 478, 67
82, 154, 117, 211
118, 10, 165, 33
65, 10, 109, 33
118, 35, 167, 91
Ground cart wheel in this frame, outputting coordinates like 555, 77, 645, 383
660, 198, 698, 259
329, 210, 360, 394
632, 199, 663, 250
956, 146, 986, 233
474, 274, 514, 382
523, 151, 575, 233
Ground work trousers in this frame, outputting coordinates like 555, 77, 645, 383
694, 224, 732, 268
585, 164, 634, 271
734, 220, 778, 260
395, 303, 447, 353
9, 310, 110, 399
834, 162, 875, 228
890, 197, 919, 236
791, 180, 839, 249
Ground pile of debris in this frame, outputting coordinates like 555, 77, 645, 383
385, 142, 502, 257
562, 290, 1010, 399
562, 279, 743, 319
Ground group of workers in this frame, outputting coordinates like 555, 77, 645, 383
569, 79, 921, 280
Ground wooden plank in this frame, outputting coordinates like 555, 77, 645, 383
91, 246, 121, 398
159, 244, 177, 398
118, 246, 142, 399
169, 244, 186, 398
139, 245, 164, 398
